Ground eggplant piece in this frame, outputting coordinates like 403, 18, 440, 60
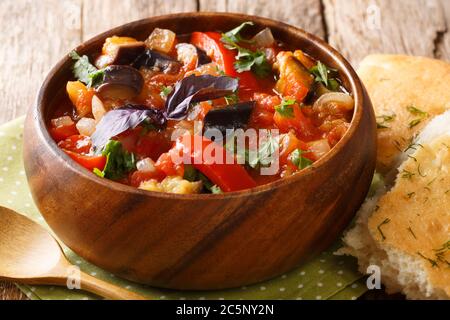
96, 65, 144, 99
95, 41, 146, 69
176, 43, 211, 68
203, 101, 255, 140
132, 49, 181, 74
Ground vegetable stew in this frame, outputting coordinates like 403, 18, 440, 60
49, 22, 354, 194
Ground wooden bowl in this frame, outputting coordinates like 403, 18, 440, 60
23, 12, 376, 290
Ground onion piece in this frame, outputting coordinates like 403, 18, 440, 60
136, 158, 156, 172
91, 95, 108, 122
251, 28, 275, 47
307, 139, 331, 160
76, 118, 96, 136
145, 28, 176, 54
313, 92, 354, 113
51, 116, 73, 127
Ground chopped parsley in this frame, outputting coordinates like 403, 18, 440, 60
221, 22, 271, 77
275, 99, 296, 118
224, 92, 239, 105
93, 140, 136, 180
407, 105, 428, 129
401, 169, 415, 179
160, 85, 173, 98
289, 149, 313, 170
69, 51, 104, 88
376, 113, 396, 129
309, 61, 339, 91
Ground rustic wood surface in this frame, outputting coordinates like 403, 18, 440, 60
0, 0, 448, 300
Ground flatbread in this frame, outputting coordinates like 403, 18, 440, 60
357, 55, 450, 173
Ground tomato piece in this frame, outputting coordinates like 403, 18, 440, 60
58, 135, 91, 154
191, 32, 260, 91
129, 170, 165, 187
249, 93, 281, 128
155, 152, 185, 177
135, 132, 172, 161
273, 103, 321, 141
175, 135, 257, 192
64, 150, 106, 171
49, 123, 79, 142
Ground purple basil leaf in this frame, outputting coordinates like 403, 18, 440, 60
203, 101, 255, 141
165, 74, 239, 120
91, 104, 166, 150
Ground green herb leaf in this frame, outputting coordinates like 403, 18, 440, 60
289, 149, 313, 170
160, 85, 173, 98
406, 105, 428, 129
408, 118, 422, 129
224, 92, 239, 105
69, 51, 104, 88
310, 61, 338, 90
223, 21, 254, 44
376, 113, 396, 129
221, 24, 271, 78
94, 140, 136, 180
275, 99, 296, 118
198, 172, 223, 194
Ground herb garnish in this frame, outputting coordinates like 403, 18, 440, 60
93, 140, 136, 180
309, 61, 339, 91
221, 22, 271, 77
401, 169, 415, 179
160, 85, 173, 98
245, 132, 279, 168
289, 149, 313, 170
407, 105, 428, 129
69, 51, 104, 88
377, 218, 391, 241
275, 99, 296, 118
376, 113, 396, 129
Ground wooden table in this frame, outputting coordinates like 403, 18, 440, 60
0, 0, 448, 300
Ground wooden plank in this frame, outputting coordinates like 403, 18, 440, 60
0, 0, 82, 124
436, 0, 450, 61
323, 0, 448, 65
82, 0, 198, 40
199, 0, 325, 38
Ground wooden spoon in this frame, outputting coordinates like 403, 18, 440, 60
0, 206, 145, 300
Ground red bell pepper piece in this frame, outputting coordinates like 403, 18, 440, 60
57, 135, 92, 154
175, 135, 257, 192
64, 150, 107, 171
49, 123, 79, 142
191, 32, 260, 91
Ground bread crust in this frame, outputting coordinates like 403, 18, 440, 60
357, 55, 450, 173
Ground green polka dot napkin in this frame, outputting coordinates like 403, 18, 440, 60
0, 116, 367, 300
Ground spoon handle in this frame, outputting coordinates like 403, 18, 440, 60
79, 272, 146, 300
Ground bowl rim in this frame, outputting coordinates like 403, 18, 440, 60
33, 12, 368, 200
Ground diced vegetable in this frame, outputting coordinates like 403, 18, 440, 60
191, 32, 260, 91
145, 28, 177, 54
129, 170, 165, 187
66, 81, 95, 117
307, 139, 331, 160
132, 49, 182, 74
76, 117, 97, 136
273, 102, 320, 140
91, 95, 108, 122
251, 28, 275, 48
49, 117, 79, 142
96, 65, 144, 100
139, 176, 203, 194
64, 150, 106, 171
51, 116, 74, 128
95, 36, 146, 69
274, 51, 314, 102
170, 135, 257, 192
136, 157, 156, 172
58, 135, 91, 154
